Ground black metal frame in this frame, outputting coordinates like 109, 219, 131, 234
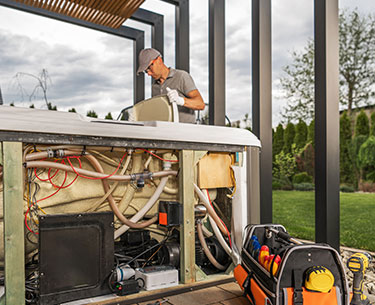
314, 0, 340, 250
251, 0, 272, 224
208, 0, 225, 126
161, 0, 190, 72
0, 0, 145, 104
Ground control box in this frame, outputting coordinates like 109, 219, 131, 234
135, 266, 178, 291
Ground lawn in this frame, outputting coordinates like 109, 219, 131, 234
273, 191, 375, 252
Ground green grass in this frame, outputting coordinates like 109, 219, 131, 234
273, 190, 375, 251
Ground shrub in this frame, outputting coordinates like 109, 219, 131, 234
358, 136, 375, 180
295, 143, 315, 177
358, 181, 375, 192
307, 120, 315, 147
355, 109, 370, 137
340, 112, 355, 185
283, 122, 295, 154
371, 112, 375, 136
273, 124, 284, 157
295, 120, 308, 149
293, 172, 313, 184
293, 183, 315, 191
340, 184, 355, 193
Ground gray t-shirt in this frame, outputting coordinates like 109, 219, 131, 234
152, 68, 197, 123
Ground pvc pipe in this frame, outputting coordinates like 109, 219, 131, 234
114, 176, 169, 239
197, 222, 226, 271
193, 183, 227, 235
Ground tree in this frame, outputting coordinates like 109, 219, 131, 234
68, 108, 77, 113
307, 119, 315, 147
370, 112, 375, 136
358, 136, 375, 181
283, 122, 295, 154
0, 85, 3, 105
355, 110, 370, 137
105, 112, 113, 120
340, 112, 355, 185
86, 110, 98, 118
294, 120, 308, 149
280, 9, 375, 122
273, 124, 284, 157
13, 69, 52, 108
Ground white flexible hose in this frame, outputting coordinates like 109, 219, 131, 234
193, 183, 227, 234
208, 215, 233, 257
114, 176, 169, 239
197, 222, 226, 271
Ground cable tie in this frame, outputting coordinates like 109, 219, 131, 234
46, 148, 54, 158
110, 146, 114, 152
33, 144, 37, 152
57, 149, 65, 157
81, 145, 86, 156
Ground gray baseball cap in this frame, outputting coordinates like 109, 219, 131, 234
137, 48, 161, 75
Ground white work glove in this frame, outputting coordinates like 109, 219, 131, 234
166, 87, 185, 106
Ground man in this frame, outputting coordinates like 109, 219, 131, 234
137, 48, 205, 123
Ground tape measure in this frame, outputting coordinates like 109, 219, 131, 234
305, 266, 334, 293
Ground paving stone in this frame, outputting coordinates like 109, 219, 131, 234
220, 296, 249, 305
166, 286, 236, 305
217, 282, 244, 297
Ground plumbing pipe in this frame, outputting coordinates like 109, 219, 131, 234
208, 215, 232, 257
25, 161, 177, 181
197, 222, 226, 271
193, 183, 227, 235
88, 153, 132, 212
114, 176, 169, 239
83, 154, 158, 229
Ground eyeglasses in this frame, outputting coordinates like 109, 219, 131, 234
144, 57, 158, 73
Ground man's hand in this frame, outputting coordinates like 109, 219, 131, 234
166, 87, 185, 106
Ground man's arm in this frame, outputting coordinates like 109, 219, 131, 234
183, 89, 205, 110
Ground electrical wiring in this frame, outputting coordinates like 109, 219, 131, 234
137, 148, 178, 163
65, 151, 127, 180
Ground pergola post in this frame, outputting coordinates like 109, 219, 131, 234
208, 0, 226, 126
314, 0, 340, 251
251, 0, 272, 223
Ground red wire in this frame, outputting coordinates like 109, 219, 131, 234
37, 166, 68, 202
48, 158, 81, 189
137, 148, 178, 163
25, 206, 38, 235
34, 163, 59, 182
206, 190, 232, 248
66, 152, 127, 180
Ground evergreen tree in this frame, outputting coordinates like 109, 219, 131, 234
283, 122, 295, 154
307, 120, 315, 147
29, 104, 35, 108
294, 120, 308, 149
105, 112, 113, 120
68, 108, 77, 113
87, 110, 98, 118
358, 136, 375, 181
340, 112, 355, 185
47, 102, 57, 111
355, 110, 370, 137
370, 112, 375, 136
273, 124, 284, 157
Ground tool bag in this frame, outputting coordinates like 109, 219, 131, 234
234, 224, 350, 305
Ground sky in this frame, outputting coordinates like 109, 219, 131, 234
0, 0, 375, 126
